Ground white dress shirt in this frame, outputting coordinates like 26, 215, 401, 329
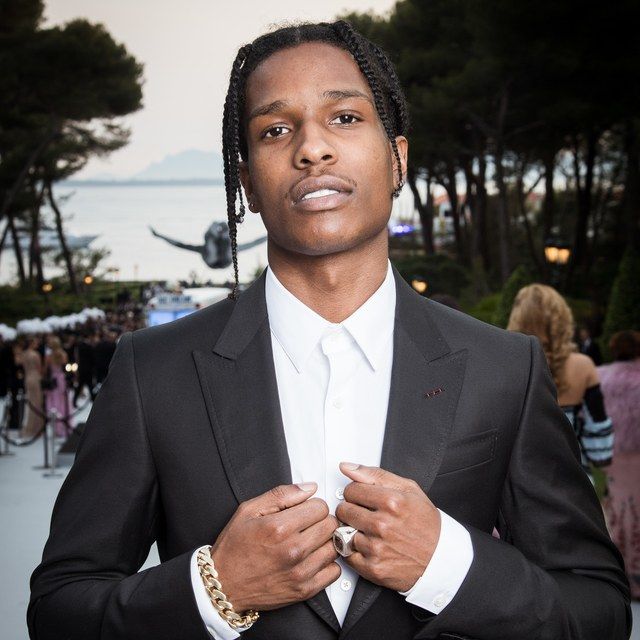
191, 261, 473, 638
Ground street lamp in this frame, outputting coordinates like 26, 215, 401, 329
83, 275, 94, 286
544, 239, 571, 287
411, 276, 428, 295
41, 282, 53, 293
544, 239, 571, 266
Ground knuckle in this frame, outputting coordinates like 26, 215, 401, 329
369, 559, 386, 582
289, 563, 307, 583
373, 518, 389, 537
384, 496, 400, 514
285, 544, 304, 565
268, 521, 287, 540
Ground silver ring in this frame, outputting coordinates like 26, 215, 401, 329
333, 525, 358, 557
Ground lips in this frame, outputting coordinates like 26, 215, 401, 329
290, 175, 354, 211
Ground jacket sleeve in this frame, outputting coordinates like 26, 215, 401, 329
413, 336, 631, 640
28, 332, 210, 640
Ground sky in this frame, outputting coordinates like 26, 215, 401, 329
44, 0, 397, 179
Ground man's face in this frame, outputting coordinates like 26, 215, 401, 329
240, 42, 407, 257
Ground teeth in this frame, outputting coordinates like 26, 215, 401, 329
301, 189, 339, 201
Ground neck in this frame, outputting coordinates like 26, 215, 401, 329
267, 231, 389, 323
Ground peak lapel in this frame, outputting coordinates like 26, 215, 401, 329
192, 271, 340, 633
339, 267, 469, 639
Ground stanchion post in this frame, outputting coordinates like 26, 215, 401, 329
0, 394, 15, 457
33, 408, 50, 471
43, 409, 62, 478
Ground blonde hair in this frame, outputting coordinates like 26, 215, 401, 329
48, 336, 67, 367
507, 284, 577, 394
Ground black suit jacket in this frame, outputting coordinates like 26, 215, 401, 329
28, 267, 631, 640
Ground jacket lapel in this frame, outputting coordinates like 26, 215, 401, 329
192, 271, 341, 633
339, 268, 469, 639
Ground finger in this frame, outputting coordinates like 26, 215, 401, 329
344, 549, 369, 577
273, 498, 330, 535
351, 531, 373, 557
298, 514, 339, 552
248, 482, 317, 517
343, 482, 393, 510
339, 463, 416, 492
297, 539, 339, 575
335, 501, 377, 534
309, 560, 342, 596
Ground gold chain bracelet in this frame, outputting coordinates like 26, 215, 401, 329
196, 546, 260, 630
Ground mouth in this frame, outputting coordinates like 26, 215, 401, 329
290, 175, 354, 212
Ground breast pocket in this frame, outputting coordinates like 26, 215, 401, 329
436, 428, 497, 476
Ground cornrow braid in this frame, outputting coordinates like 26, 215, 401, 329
222, 45, 251, 299
221, 21, 409, 299
332, 21, 405, 196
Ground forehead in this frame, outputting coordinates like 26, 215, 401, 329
244, 41, 373, 111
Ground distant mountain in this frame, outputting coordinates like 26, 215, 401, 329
72, 149, 225, 185
132, 149, 224, 181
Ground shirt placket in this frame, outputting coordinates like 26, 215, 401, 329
320, 328, 361, 621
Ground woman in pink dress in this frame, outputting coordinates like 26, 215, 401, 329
599, 331, 640, 600
44, 336, 74, 438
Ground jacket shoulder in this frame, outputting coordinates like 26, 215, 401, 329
423, 297, 532, 357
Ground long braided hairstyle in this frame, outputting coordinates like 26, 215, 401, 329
222, 20, 409, 299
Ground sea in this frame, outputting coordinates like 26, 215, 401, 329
0, 183, 268, 286
0, 181, 416, 287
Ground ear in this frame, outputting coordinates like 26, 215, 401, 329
394, 135, 408, 185
239, 161, 259, 212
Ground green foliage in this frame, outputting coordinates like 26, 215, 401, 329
493, 265, 533, 328
0, 279, 140, 326
465, 292, 501, 325
602, 247, 640, 350
393, 254, 470, 298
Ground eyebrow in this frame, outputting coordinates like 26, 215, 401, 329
247, 89, 373, 122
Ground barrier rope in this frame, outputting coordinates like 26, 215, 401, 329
0, 387, 96, 447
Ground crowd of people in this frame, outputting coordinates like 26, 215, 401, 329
0, 309, 145, 441
507, 284, 640, 601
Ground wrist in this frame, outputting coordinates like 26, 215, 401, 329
198, 546, 259, 630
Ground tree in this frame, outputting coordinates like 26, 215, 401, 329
493, 264, 532, 328
601, 247, 640, 352
0, 15, 143, 290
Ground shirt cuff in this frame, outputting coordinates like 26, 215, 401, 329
399, 509, 473, 614
190, 547, 242, 640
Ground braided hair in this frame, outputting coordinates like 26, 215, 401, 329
222, 20, 409, 299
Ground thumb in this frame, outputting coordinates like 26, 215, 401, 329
339, 462, 409, 491
252, 482, 317, 516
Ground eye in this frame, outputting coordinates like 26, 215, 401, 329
262, 125, 290, 139
330, 113, 361, 125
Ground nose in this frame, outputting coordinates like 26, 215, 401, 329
293, 121, 337, 169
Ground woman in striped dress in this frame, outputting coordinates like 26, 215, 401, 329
507, 284, 613, 483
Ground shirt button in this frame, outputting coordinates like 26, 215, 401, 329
335, 487, 344, 500
332, 398, 343, 409
340, 579, 352, 591
433, 593, 449, 608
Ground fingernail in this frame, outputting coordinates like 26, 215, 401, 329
296, 482, 317, 492
341, 462, 359, 470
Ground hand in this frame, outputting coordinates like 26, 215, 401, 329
335, 463, 441, 592
210, 482, 340, 613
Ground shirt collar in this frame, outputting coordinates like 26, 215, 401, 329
265, 260, 396, 373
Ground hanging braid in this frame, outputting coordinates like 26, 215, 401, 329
221, 21, 409, 299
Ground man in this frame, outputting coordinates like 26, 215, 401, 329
29, 22, 630, 640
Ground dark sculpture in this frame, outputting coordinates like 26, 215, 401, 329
149, 222, 266, 269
